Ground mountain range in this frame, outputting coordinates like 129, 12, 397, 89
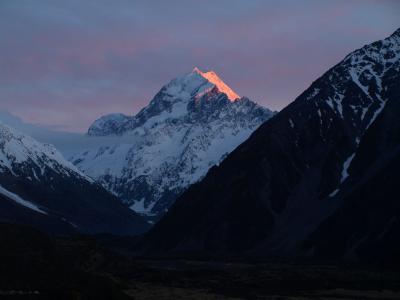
1, 28, 399, 264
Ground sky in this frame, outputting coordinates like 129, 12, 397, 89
0, 0, 399, 132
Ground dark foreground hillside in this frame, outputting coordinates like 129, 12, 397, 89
1, 223, 400, 300
0, 223, 130, 300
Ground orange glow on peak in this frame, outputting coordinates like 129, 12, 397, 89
193, 67, 240, 101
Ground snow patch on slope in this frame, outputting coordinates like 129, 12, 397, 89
0, 184, 47, 214
341, 153, 355, 183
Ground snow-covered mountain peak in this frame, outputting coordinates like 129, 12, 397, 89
87, 68, 248, 137
74, 68, 274, 220
163, 67, 239, 102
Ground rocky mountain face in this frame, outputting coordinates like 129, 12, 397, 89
303, 59, 400, 262
140, 29, 400, 261
0, 123, 149, 235
70, 68, 274, 221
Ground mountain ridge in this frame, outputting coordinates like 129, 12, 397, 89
0, 122, 149, 235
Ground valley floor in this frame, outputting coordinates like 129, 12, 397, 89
0, 223, 399, 299
121, 258, 400, 300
